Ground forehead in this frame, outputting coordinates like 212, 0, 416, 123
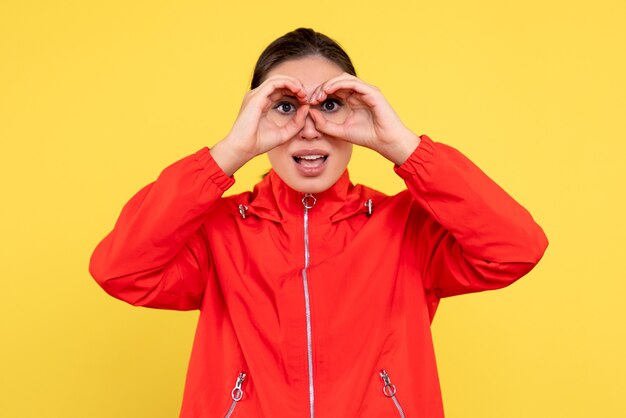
267, 55, 345, 92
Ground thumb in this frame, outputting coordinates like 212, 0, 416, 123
309, 108, 345, 139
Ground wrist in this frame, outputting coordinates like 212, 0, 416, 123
380, 131, 421, 166
209, 138, 253, 177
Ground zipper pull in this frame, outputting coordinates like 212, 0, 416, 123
365, 199, 374, 216
238, 204, 248, 219
379, 369, 397, 397
302, 193, 317, 209
231, 372, 246, 402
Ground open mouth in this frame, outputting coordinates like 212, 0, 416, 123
292, 154, 329, 166
292, 152, 329, 175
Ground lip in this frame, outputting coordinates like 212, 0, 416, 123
291, 148, 329, 177
291, 148, 330, 158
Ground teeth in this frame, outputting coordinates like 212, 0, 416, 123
298, 155, 324, 160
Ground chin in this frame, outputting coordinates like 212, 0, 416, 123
286, 178, 334, 194
280, 171, 340, 194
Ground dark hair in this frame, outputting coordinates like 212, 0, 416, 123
251, 28, 356, 89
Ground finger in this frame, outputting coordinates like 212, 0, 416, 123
310, 88, 352, 108
321, 79, 380, 108
308, 73, 349, 104
255, 76, 307, 102
257, 78, 308, 116
268, 88, 308, 104
311, 73, 359, 103
261, 74, 307, 94
310, 81, 338, 104
314, 86, 370, 108
308, 85, 323, 105
291, 104, 310, 129
281, 104, 310, 138
309, 108, 347, 139
260, 84, 307, 114
321, 73, 370, 93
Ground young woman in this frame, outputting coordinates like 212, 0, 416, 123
90, 28, 548, 418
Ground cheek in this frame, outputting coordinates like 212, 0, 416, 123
267, 146, 291, 169
340, 144, 353, 162
332, 143, 353, 169
267, 150, 279, 169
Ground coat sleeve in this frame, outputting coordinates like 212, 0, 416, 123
394, 135, 548, 299
89, 147, 235, 310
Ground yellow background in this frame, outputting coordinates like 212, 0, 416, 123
1, 0, 624, 417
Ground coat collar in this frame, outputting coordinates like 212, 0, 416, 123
241, 169, 381, 224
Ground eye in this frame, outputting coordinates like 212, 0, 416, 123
320, 98, 342, 113
273, 101, 297, 114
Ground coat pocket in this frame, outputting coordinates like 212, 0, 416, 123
379, 369, 406, 418
223, 372, 247, 418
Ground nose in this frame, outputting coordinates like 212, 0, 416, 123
299, 112, 320, 141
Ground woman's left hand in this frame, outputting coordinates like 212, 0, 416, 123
308, 73, 421, 165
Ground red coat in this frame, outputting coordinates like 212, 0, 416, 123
90, 135, 548, 417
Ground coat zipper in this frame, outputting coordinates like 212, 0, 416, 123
380, 369, 406, 418
302, 193, 316, 418
224, 372, 246, 418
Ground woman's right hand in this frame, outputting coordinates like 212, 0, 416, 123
210, 75, 310, 176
